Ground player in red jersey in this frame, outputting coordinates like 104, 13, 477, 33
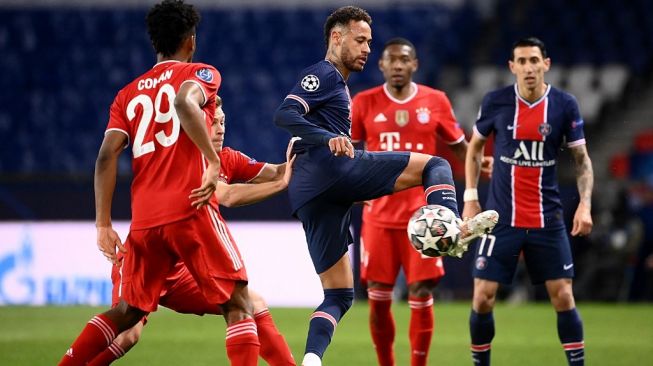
89, 97, 296, 366
463, 37, 593, 366
58, 2, 260, 365
351, 37, 491, 366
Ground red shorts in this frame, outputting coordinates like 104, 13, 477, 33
360, 222, 445, 285
119, 206, 247, 312
112, 261, 221, 316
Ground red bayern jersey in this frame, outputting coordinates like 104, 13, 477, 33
106, 60, 220, 229
351, 82, 465, 228
218, 147, 266, 184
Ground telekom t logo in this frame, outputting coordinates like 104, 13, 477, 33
380, 132, 400, 151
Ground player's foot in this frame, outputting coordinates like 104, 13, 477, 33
449, 210, 499, 258
302, 353, 322, 366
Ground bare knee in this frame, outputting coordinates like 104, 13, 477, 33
105, 300, 147, 333
472, 280, 498, 313
547, 280, 576, 311
408, 279, 438, 299
220, 282, 254, 324
114, 321, 144, 352
393, 153, 434, 191
248, 289, 268, 314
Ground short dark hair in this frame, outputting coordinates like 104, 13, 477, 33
215, 95, 223, 108
511, 37, 548, 60
323, 6, 372, 47
383, 37, 417, 58
147, 0, 201, 57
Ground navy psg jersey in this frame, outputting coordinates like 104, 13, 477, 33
474, 84, 586, 228
282, 60, 353, 151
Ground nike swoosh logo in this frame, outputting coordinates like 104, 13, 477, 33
507, 125, 516, 130
570, 351, 583, 357
563, 264, 574, 270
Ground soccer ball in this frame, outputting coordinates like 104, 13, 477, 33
407, 205, 461, 257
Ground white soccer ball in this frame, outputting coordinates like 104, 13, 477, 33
407, 205, 461, 257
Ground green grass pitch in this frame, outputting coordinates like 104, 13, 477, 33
1, 302, 651, 365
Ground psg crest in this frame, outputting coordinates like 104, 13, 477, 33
539, 122, 552, 136
301, 75, 320, 92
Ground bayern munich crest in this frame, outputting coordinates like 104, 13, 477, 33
301, 75, 320, 92
416, 107, 431, 124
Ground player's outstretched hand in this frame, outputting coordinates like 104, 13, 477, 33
282, 155, 296, 185
96, 225, 125, 266
462, 200, 482, 221
481, 156, 494, 178
190, 161, 220, 209
571, 203, 593, 236
328, 136, 354, 158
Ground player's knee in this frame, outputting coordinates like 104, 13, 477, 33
322, 288, 354, 317
422, 156, 453, 185
115, 323, 143, 350
408, 280, 438, 298
249, 291, 268, 314
551, 287, 575, 310
220, 282, 254, 322
473, 290, 496, 312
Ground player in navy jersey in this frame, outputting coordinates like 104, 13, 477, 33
273, 6, 498, 366
462, 37, 594, 366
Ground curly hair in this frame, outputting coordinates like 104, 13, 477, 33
146, 0, 201, 57
323, 6, 372, 48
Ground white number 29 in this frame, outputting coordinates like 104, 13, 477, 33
127, 83, 180, 158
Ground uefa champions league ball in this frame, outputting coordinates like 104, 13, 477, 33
407, 205, 461, 257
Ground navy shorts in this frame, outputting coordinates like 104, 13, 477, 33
294, 148, 410, 274
472, 223, 575, 285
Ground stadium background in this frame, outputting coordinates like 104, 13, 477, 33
0, 0, 652, 363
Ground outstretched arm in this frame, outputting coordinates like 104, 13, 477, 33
569, 144, 594, 236
217, 154, 296, 208
95, 131, 127, 264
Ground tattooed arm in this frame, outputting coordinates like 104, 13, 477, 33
569, 145, 594, 236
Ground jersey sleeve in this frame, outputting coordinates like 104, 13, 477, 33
473, 93, 496, 139
223, 148, 266, 183
105, 94, 131, 145
284, 65, 338, 114
274, 64, 341, 144
350, 94, 366, 143
563, 94, 586, 147
182, 64, 221, 109
435, 93, 466, 145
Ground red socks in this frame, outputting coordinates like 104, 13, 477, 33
225, 318, 260, 366
58, 314, 118, 366
255, 308, 296, 365
408, 295, 434, 366
87, 341, 126, 366
368, 289, 395, 366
